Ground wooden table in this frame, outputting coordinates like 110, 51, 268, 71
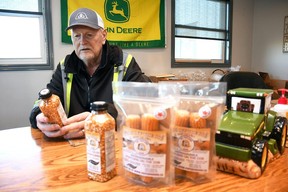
0, 127, 288, 192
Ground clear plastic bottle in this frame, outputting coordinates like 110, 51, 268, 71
38, 88, 67, 127
271, 89, 288, 119
84, 101, 116, 182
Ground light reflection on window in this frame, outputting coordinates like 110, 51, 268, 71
0, 15, 42, 59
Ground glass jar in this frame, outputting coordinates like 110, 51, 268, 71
38, 88, 67, 127
84, 101, 116, 182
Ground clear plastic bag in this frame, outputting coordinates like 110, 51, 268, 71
159, 81, 226, 184
113, 82, 178, 187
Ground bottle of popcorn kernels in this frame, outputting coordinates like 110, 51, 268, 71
84, 101, 116, 182
38, 88, 67, 127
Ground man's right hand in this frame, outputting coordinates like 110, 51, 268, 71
36, 113, 66, 138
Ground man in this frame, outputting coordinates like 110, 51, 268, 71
29, 8, 150, 139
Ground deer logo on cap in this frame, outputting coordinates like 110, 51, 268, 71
75, 12, 88, 20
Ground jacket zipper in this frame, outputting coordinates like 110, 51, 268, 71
87, 77, 92, 108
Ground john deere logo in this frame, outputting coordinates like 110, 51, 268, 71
105, 0, 130, 23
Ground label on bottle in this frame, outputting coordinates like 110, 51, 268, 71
86, 130, 115, 174
105, 130, 116, 172
272, 104, 288, 118
86, 134, 101, 174
57, 103, 67, 123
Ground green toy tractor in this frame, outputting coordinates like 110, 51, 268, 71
216, 88, 287, 178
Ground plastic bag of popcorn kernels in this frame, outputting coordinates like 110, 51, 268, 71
113, 82, 179, 187
160, 81, 226, 184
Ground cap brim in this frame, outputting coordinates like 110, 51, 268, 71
65, 23, 102, 31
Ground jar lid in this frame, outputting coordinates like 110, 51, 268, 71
90, 101, 108, 111
39, 88, 52, 99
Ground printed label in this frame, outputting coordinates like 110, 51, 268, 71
153, 108, 167, 120
198, 105, 211, 119
122, 127, 167, 177
105, 130, 116, 172
57, 104, 67, 123
172, 126, 211, 173
86, 134, 101, 174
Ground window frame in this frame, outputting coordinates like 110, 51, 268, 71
171, 0, 233, 68
0, 0, 53, 71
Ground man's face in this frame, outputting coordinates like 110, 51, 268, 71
71, 26, 107, 64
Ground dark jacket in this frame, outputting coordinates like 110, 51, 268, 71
29, 41, 150, 128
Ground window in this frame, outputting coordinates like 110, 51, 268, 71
172, 0, 232, 68
0, 0, 53, 71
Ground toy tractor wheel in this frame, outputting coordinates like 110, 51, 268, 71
271, 116, 287, 154
251, 139, 268, 172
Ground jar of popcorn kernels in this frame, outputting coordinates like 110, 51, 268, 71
84, 101, 116, 182
38, 88, 67, 127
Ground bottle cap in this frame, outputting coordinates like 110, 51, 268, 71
277, 89, 288, 104
90, 101, 108, 111
39, 88, 52, 99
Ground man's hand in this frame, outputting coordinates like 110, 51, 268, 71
61, 112, 90, 139
36, 113, 65, 138
36, 111, 90, 139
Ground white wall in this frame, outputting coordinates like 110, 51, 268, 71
231, 0, 254, 70
0, 0, 275, 129
0, 71, 52, 129
252, 0, 288, 79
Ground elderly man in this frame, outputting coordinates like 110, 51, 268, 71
29, 8, 150, 139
